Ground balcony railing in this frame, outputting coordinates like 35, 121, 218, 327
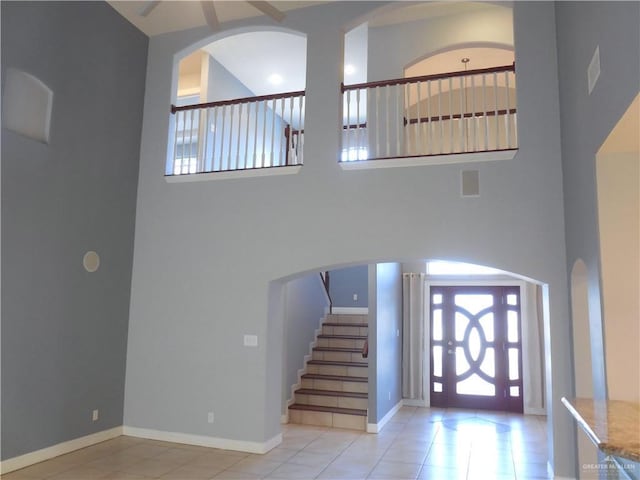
341, 64, 517, 163
168, 90, 305, 176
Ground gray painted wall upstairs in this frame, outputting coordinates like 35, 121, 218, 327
1, 2, 147, 460
555, 1, 640, 399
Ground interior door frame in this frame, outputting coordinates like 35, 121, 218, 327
424, 278, 531, 411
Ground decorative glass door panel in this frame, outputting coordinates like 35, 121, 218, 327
430, 285, 523, 412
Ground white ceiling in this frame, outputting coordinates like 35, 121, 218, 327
107, 1, 325, 37
203, 31, 307, 96
127, 2, 512, 103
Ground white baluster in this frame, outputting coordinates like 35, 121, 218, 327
396, 83, 401, 156
505, 71, 511, 149
172, 111, 180, 175
298, 95, 304, 164
483, 74, 489, 151
494, 72, 499, 150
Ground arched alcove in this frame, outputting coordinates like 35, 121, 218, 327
168, 27, 308, 175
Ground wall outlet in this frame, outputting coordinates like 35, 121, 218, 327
388, 392, 391, 401
207, 412, 214, 424
353, 293, 358, 302
92, 409, 99, 422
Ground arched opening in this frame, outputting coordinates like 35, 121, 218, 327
168, 28, 307, 175
341, 2, 517, 163
270, 257, 549, 477
596, 92, 640, 402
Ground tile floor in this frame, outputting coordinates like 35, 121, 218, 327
3, 407, 550, 480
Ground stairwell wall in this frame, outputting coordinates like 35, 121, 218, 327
280, 274, 329, 416
367, 263, 403, 425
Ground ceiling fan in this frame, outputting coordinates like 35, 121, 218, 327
138, 1, 286, 31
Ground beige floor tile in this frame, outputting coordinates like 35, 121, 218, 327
4, 409, 549, 480
211, 470, 263, 479
119, 458, 181, 477
225, 457, 283, 476
264, 462, 326, 479
121, 444, 171, 459
158, 464, 223, 479
190, 452, 245, 470
47, 465, 112, 480
99, 473, 152, 480
259, 447, 299, 463
85, 452, 145, 472
5, 459, 77, 479
287, 450, 338, 468
0, 470, 43, 480
367, 460, 422, 479
417, 464, 467, 480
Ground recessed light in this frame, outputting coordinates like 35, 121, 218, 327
267, 73, 283, 85
344, 64, 356, 75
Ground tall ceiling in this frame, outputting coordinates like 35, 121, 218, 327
107, 1, 326, 37
111, 1, 511, 102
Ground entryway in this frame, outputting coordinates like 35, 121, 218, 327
429, 285, 524, 413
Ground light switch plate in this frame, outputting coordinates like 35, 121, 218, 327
244, 334, 258, 347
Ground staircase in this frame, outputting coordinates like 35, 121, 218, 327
288, 313, 368, 431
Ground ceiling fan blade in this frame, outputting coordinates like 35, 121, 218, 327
139, 0, 161, 17
200, 0, 220, 30
246, 1, 286, 22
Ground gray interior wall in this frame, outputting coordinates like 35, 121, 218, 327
555, 1, 640, 401
368, 5, 514, 81
125, 2, 574, 475
0, 2, 147, 460
329, 265, 368, 308
281, 274, 329, 414
367, 263, 402, 424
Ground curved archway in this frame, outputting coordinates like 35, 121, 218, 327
404, 44, 514, 77
168, 26, 308, 174
270, 257, 548, 428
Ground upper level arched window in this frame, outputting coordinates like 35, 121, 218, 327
168, 30, 307, 176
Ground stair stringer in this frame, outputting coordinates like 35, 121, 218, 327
282, 312, 330, 424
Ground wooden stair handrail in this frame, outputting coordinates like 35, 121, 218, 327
342, 63, 515, 92
171, 89, 305, 114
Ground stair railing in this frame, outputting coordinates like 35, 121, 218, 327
168, 90, 305, 175
341, 63, 517, 162
320, 271, 332, 314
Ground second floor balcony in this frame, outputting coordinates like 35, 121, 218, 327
167, 63, 517, 178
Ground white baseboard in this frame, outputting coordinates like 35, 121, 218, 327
122, 426, 282, 455
367, 400, 403, 433
332, 307, 369, 314
0, 426, 123, 474
524, 406, 547, 416
402, 398, 427, 407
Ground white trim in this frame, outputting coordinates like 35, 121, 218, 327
524, 406, 547, 416
366, 400, 403, 433
0, 426, 123, 474
424, 279, 544, 414
165, 165, 302, 183
339, 150, 517, 171
331, 307, 369, 314
547, 461, 573, 480
122, 426, 281, 454
402, 398, 428, 408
